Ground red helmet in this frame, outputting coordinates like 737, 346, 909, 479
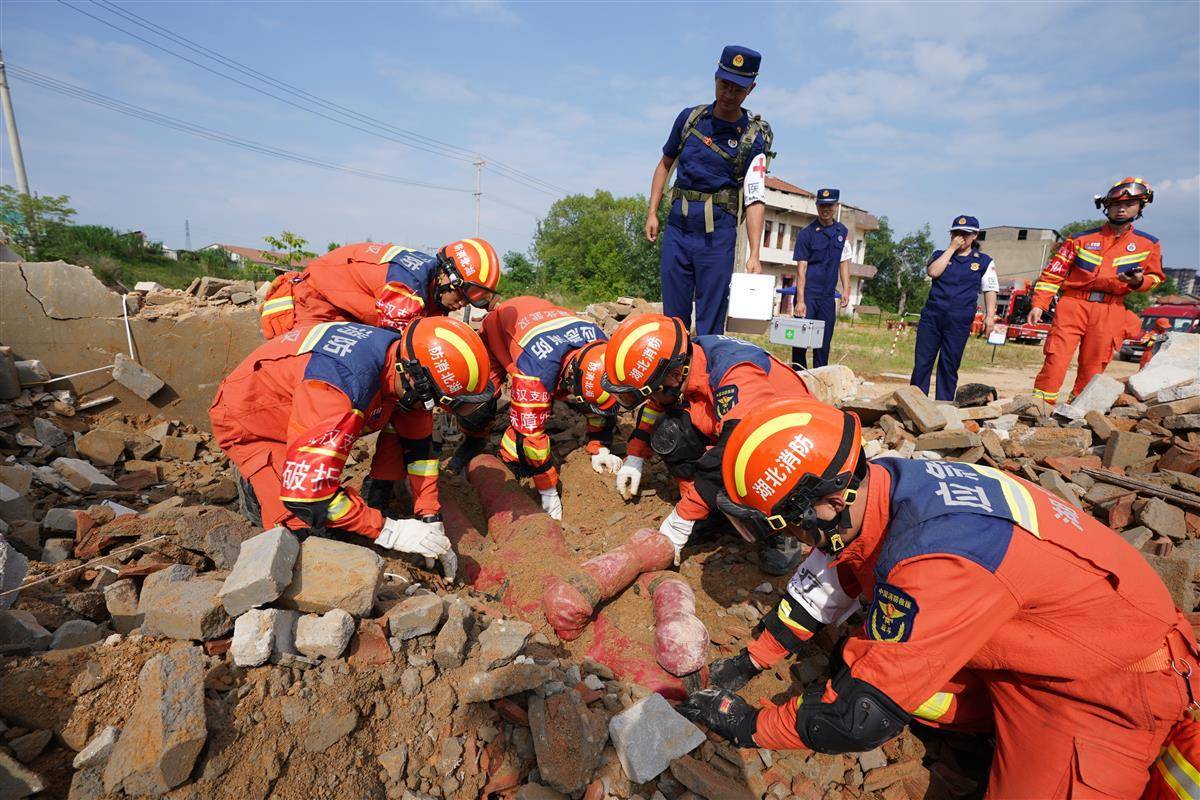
1095, 177, 1154, 210
437, 238, 500, 309
1154, 317, 1171, 332
396, 316, 495, 413
600, 314, 691, 409
717, 397, 865, 552
561, 340, 617, 416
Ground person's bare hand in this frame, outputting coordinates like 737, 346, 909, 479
794, 299, 807, 317
950, 234, 967, 251
645, 215, 660, 243
1118, 268, 1143, 286
746, 254, 762, 274
839, 292, 850, 309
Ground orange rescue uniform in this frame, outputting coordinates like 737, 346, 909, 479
260, 243, 446, 337
471, 297, 612, 490
627, 336, 812, 521
209, 322, 438, 540
1031, 224, 1164, 403
747, 458, 1197, 798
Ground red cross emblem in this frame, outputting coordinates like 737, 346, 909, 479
752, 161, 767, 176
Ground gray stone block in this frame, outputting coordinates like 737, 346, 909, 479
385, 593, 446, 640
608, 693, 705, 784
73, 725, 120, 769
139, 565, 232, 641
113, 353, 165, 400
218, 526, 300, 617
32, 417, 68, 448
51, 619, 103, 650
1, 535, 28, 610
294, 609, 355, 660
52, 457, 118, 492
231, 608, 298, 667
279, 537, 383, 617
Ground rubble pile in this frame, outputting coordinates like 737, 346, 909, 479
126, 277, 270, 320
578, 297, 664, 335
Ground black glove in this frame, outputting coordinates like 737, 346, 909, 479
709, 650, 762, 692
362, 477, 395, 513
447, 437, 487, 474
677, 688, 758, 748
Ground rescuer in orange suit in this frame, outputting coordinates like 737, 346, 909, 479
259, 238, 501, 338
446, 296, 619, 520
1141, 317, 1173, 368
600, 313, 815, 574
678, 397, 1199, 798
209, 318, 494, 571
1030, 178, 1164, 406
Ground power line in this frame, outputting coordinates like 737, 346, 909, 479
8, 64, 472, 193
62, 0, 570, 197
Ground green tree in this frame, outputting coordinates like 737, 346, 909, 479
262, 230, 316, 269
862, 217, 935, 316
0, 185, 76, 258
326, 241, 342, 252
1059, 218, 1106, 239
527, 190, 665, 302
498, 250, 540, 296
1126, 275, 1179, 314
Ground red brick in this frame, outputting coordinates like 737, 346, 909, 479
491, 698, 529, 727
203, 637, 232, 656
864, 760, 924, 792
1160, 444, 1200, 474
1044, 455, 1102, 478
791, 776, 823, 800
1107, 494, 1135, 529
348, 617, 392, 666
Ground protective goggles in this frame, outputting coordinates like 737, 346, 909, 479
1096, 181, 1154, 208
396, 358, 496, 413
436, 252, 496, 309
560, 345, 618, 417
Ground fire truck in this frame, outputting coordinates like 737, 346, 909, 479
1117, 297, 1200, 361
978, 279, 1055, 343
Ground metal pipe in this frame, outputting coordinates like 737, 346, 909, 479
121, 295, 136, 360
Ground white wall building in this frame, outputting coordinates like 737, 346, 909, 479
736, 177, 880, 313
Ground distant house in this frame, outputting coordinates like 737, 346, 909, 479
735, 177, 880, 314
1163, 266, 1198, 297
976, 226, 1062, 285
199, 243, 315, 271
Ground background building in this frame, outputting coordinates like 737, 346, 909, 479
976, 226, 1061, 285
1164, 266, 1198, 297
735, 177, 879, 313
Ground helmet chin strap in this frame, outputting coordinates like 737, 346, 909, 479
807, 485, 856, 554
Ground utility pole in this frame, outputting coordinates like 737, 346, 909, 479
473, 159, 485, 237
185, 219, 192, 250
0, 50, 30, 196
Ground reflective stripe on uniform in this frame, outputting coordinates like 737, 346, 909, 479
1156, 744, 1200, 800
517, 316, 583, 348
406, 459, 438, 476
327, 491, 353, 521
1033, 281, 1060, 294
523, 439, 549, 460
1032, 388, 1058, 402
380, 245, 406, 263
912, 692, 954, 722
297, 445, 349, 461
501, 430, 519, 459
298, 322, 340, 354
963, 463, 1040, 537
261, 296, 294, 317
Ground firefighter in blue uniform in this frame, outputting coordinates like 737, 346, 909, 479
909, 215, 1000, 401
645, 45, 774, 336
792, 189, 853, 369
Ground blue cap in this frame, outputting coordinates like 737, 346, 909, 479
716, 45, 761, 88
950, 215, 980, 233
815, 188, 840, 205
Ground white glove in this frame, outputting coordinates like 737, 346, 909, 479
658, 508, 696, 566
616, 455, 644, 500
591, 447, 623, 475
539, 488, 563, 520
377, 517, 451, 558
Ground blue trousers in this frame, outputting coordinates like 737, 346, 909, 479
910, 310, 973, 401
791, 294, 836, 369
660, 206, 737, 336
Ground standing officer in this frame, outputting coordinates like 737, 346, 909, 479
792, 189, 853, 369
679, 397, 1199, 798
645, 45, 773, 336
1030, 178, 1164, 406
909, 216, 999, 401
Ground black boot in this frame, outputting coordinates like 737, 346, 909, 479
447, 436, 487, 474
708, 650, 761, 692
759, 533, 805, 576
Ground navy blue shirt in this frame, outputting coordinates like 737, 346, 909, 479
793, 220, 851, 298
663, 106, 766, 194
925, 249, 999, 316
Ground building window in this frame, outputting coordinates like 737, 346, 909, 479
763, 220, 773, 246
1017, 229, 1028, 240
977, 230, 987, 241
775, 223, 786, 250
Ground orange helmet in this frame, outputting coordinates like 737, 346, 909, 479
1154, 317, 1171, 332
717, 397, 865, 552
396, 316, 495, 413
560, 340, 617, 416
600, 314, 691, 409
1095, 177, 1154, 210
437, 238, 501, 309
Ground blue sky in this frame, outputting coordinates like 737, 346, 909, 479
2, 1, 1198, 268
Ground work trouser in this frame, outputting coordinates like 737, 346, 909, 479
910, 308, 973, 402
1033, 293, 1128, 404
660, 200, 737, 336
792, 294, 836, 369
915, 623, 1197, 799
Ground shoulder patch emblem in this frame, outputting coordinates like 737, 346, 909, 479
970, 262, 980, 271
867, 583, 918, 643
1085, 241, 1102, 250
714, 384, 739, 418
